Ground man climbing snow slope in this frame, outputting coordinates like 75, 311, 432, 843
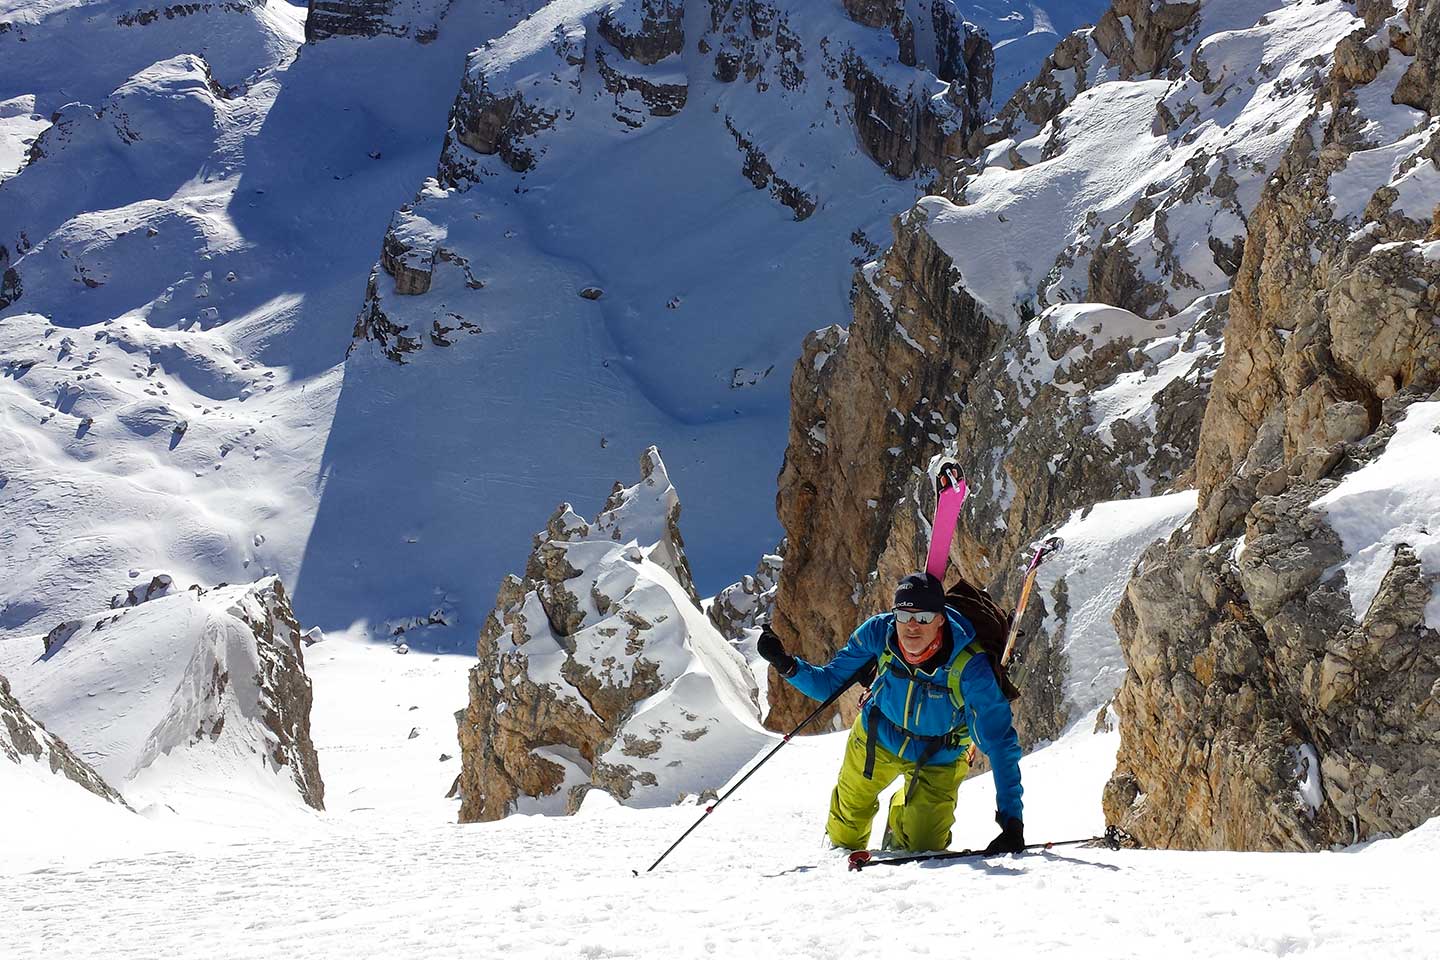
758, 571, 1023, 854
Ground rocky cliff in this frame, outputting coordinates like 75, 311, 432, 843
707, 542, 783, 641
455, 447, 767, 822
763, 0, 1362, 738
1104, 0, 1440, 850
304, 0, 454, 43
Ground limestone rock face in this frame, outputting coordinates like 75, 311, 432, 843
304, 0, 454, 44
1, 672, 130, 807
1090, 0, 1199, 79
1193, 2, 1440, 545
764, 0, 1372, 752
0, 577, 325, 811
835, 0, 994, 179
765, 211, 1003, 732
598, 0, 683, 64
456, 447, 765, 822
1104, 0, 1440, 850
351, 188, 485, 361
707, 543, 784, 641
439, 3, 688, 182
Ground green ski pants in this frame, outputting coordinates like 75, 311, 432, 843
826, 717, 969, 852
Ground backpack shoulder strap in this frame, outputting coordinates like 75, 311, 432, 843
946, 641, 981, 711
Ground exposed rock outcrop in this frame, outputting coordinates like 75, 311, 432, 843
1, 577, 325, 811
838, 0, 994, 179
304, 0, 453, 44
351, 185, 485, 361
707, 542, 784, 640
1090, 0, 1199, 79
764, 211, 1003, 732
598, 0, 683, 64
2, 672, 130, 807
1104, 0, 1440, 850
456, 447, 765, 822
438, 3, 688, 183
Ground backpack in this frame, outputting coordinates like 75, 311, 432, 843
943, 575, 1020, 702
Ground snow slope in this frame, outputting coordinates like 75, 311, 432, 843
922, 0, 1362, 325
3, 690, 1437, 957
0, 0, 1085, 655
4, 512, 1437, 956
0, 3, 541, 646
0, 578, 325, 821
1314, 400, 1440, 630
1031, 489, 1199, 722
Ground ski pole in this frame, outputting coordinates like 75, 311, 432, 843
636, 660, 872, 875
847, 825, 1135, 871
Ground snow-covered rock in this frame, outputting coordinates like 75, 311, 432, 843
455, 446, 767, 821
929, 0, 1362, 323
0, 577, 326, 813
707, 541, 782, 641
304, 0, 464, 43
1, 670, 130, 808
1104, 0, 1440, 851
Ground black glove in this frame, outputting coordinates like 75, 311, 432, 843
982, 813, 1025, 855
756, 624, 798, 678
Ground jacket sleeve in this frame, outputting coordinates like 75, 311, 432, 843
961, 655, 1024, 822
783, 616, 885, 703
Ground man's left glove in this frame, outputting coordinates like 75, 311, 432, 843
982, 813, 1025, 855
756, 624, 798, 678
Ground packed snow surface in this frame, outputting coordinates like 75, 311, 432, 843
4, 628, 1439, 957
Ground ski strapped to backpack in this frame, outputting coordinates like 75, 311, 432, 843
857, 460, 999, 798
846, 825, 1138, 871
925, 462, 967, 581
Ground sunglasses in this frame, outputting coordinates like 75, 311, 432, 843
894, 609, 939, 624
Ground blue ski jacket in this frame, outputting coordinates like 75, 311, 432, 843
784, 608, 1024, 822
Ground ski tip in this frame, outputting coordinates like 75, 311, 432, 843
847, 850, 873, 872
934, 461, 964, 494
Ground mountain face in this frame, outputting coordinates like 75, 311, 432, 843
321, 0, 1012, 643
764, 0, 1440, 850
764, 0, 1360, 734
1104, 0, 1440, 850
0, 577, 325, 812
455, 447, 766, 821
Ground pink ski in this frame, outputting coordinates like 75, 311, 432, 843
925, 462, 967, 581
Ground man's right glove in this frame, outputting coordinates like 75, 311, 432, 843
982, 813, 1025, 856
756, 624, 798, 678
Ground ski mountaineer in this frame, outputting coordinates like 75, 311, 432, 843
757, 571, 1024, 855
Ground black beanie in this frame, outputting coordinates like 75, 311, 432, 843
894, 572, 945, 612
